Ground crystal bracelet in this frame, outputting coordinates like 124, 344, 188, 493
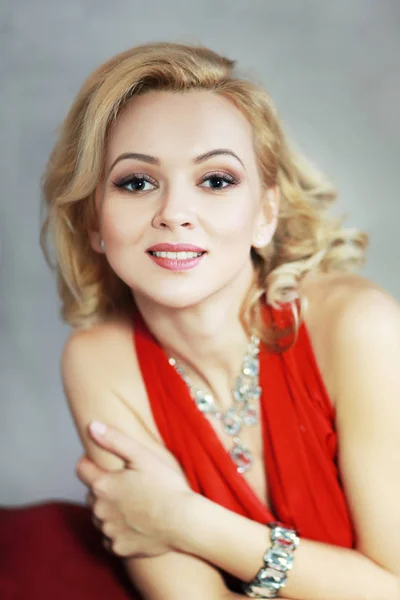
242, 522, 300, 598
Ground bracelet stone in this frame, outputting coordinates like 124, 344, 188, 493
242, 522, 299, 598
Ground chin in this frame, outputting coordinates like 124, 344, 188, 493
132, 279, 227, 311
148, 290, 214, 310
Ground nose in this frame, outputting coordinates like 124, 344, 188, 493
152, 186, 196, 231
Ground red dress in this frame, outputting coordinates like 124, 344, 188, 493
1, 302, 355, 600
133, 301, 355, 549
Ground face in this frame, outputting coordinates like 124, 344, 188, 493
91, 90, 277, 310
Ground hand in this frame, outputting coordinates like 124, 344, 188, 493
76, 421, 194, 559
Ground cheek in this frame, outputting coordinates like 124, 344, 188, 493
209, 201, 256, 242
101, 199, 147, 245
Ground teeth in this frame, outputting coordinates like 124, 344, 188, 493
151, 251, 203, 259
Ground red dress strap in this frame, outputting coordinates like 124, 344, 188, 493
132, 303, 355, 547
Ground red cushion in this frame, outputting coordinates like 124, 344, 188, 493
0, 501, 140, 599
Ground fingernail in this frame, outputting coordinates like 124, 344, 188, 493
90, 421, 107, 436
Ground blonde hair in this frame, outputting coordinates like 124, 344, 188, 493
40, 41, 368, 348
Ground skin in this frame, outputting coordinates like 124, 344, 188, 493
90, 90, 278, 403
63, 90, 400, 599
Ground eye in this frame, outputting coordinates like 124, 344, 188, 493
112, 174, 157, 194
112, 171, 240, 194
200, 172, 240, 190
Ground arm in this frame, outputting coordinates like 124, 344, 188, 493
61, 327, 252, 600
173, 494, 398, 600
164, 285, 400, 600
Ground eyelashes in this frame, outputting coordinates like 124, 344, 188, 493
112, 171, 241, 194
112, 174, 157, 194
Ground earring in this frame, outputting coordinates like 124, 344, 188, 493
100, 239, 105, 251
254, 232, 268, 248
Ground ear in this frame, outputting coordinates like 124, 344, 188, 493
89, 229, 103, 254
252, 186, 280, 248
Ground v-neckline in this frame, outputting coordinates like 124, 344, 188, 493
189, 374, 275, 517
165, 342, 276, 522
133, 309, 277, 523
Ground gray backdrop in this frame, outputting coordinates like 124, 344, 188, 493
1, 0, 399, 506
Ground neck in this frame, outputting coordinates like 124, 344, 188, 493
133, 264, 256, 404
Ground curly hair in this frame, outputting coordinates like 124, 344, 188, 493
40, 41, 368, 348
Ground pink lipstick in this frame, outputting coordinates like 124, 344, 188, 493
146, 243, 207, 272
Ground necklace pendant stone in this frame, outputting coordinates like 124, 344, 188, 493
243, 358, 259, 377
241, 405, 258, 427
233, 380, 249, 403
223, 409, 241, 436
247, 385, 262, 401
194, 390, 214, 413
168, 334, 261, 475
230, 440, 253, 473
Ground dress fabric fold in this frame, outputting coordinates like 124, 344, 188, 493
132, 302, 355, 548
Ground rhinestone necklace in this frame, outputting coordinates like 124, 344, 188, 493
168, 335, 261, 473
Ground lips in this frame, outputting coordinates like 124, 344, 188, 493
146, 243, 206, 253
148, 248, 207, 272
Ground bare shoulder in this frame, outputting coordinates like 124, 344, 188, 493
62, 314, 139, 391
299, 270, 400, 405
300, 269, 400, 335
61, 313, 168, 468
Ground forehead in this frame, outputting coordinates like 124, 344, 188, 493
105, 90, 255, 164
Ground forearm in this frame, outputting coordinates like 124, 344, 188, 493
123, 555, 291, 600
122, 553, 282, 600
173, 493, 399, 600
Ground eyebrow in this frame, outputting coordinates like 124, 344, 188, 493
107, 148, 246, 175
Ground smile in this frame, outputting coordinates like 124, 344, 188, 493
149, 251, 203, 259
147, 251, 206, 271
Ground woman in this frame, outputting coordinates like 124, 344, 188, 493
40, 41, 400, 599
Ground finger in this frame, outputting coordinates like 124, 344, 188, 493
92, 514, 103, 530
102, 536, 113, 553
85, 490, 95, 508
76, 457, 104, 486
88, 421, 151, 468
89, 495, 124, 527
101, 520, 117, 539
92, 497, 109, 520
76, 456, 105, 480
